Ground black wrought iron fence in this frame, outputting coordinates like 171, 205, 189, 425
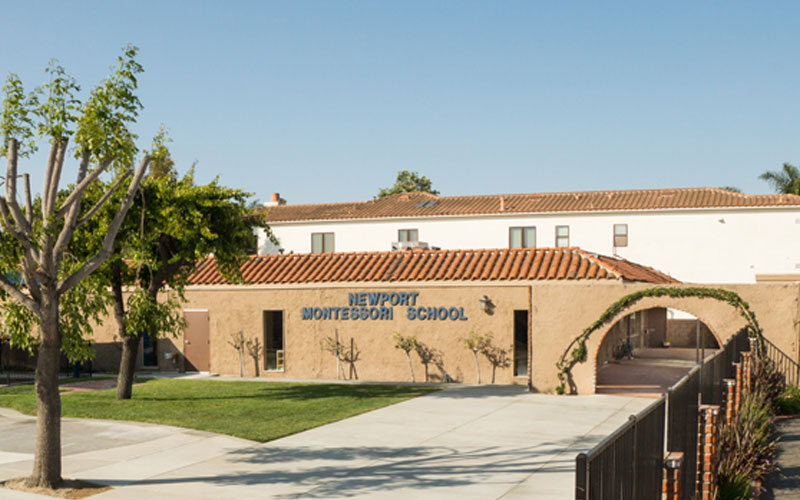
575, 327, 751, 500
575, 397, 665, 500
763, 337, 800, 388
0, 370, 36, 385
666, 365, 700, 499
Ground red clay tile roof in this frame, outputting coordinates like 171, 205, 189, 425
187, 248, 678, 285
258, 188, 800, 222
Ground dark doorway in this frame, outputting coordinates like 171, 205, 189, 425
183, 310, 210, 372
264, 311, 284, 371
142, 333, 158, 367
513, 310, 529, 377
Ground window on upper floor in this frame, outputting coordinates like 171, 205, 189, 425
555, 225, 570, 247
509, 226, 536, 248
613, 224, 628, 247
398, 229, 419, 242
311, 232, 335, 253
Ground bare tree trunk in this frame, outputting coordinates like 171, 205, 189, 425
112, 263, 139, 400
405, 352, 415, 382
491, 364, 496, 384
472, 350, 481, 384
238, 350, 244, 377
116, 336, 139, 400
28, 294, 62, 489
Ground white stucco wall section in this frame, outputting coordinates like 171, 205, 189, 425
255, 207, 800, 284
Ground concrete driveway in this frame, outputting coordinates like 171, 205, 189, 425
0, 385, 651, 500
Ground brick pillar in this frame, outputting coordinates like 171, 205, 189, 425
741, 352, 753, 393
733, 362, 742, 412
663, 451, 684, 500
697, 405, 720, 500
749, 335, 759, 354
723, 378, 736, 425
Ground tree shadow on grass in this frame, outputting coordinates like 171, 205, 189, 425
102, 434, 601, 499
131, 383, 438, 403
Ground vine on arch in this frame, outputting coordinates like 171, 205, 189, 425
555, 287, 763, 395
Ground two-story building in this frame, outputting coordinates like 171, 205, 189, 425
255, 187, 800, 284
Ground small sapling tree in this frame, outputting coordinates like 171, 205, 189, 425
393, 333, 418, 382
341, 337, 361, 380
228, 330, 246, 377
246, 337, 262, 377
461, 329, 492, 384
321, 330, 346, 379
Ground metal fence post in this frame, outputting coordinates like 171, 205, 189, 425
629, 414, 638, 498
576, 452, 588, 500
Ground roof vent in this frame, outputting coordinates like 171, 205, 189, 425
392, 241, 430, 251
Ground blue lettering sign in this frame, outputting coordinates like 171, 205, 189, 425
303, 291, 463, 321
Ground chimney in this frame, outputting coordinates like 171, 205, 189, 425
264, 192, 286, 207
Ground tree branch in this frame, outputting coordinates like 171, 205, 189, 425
0, 273, 39, 315
20, 252, 43, 304
4, 139, 31, 233
55, 157, 112, 219
58, 155, 150, 294
0, 198, 31, 251
75, 170, 130, 228
40, 140, 59, 216
53, 154, 92, 260
22, 173, 32, 226
43, 139, 68, 220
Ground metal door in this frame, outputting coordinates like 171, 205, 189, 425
183, 310, 210, 372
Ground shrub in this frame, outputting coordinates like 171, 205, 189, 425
775, 386, 800, 415
715, 474, 752, 500
753, 357, 786, 409
717, 389, 779, 485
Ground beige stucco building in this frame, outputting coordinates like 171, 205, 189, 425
88, 247, 800, 394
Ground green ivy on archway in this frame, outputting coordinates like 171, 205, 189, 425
555, 287, 763, 395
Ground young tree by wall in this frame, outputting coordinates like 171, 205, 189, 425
0, 47, 150, 489
393, 333, 418, 382
461, 329, 492, 384
228, 331, 246, 377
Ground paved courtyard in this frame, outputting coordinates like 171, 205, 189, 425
0, 384, 651, 500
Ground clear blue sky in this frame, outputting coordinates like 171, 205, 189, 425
1, 1, 798, 204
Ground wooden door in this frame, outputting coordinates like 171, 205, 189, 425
183, 310, 210, 372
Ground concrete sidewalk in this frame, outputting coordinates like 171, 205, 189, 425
0, 385, 651, 500
763, 417, 800, 499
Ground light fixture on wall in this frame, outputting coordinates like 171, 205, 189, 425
479, 295, 494, 313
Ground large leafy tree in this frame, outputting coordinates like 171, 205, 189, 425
106, 134, 270, 400
377, 169, 439, 198
0, 47, 151, 489
759, 163, 800, 195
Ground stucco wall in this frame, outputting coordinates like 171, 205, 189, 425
88, 282, 800, 394
256, 207, 800, 284
91, 283, 531, 384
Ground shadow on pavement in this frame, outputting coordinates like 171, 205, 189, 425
101, 434, 600, 498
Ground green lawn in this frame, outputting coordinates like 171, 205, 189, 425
0, 379, 439, 442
